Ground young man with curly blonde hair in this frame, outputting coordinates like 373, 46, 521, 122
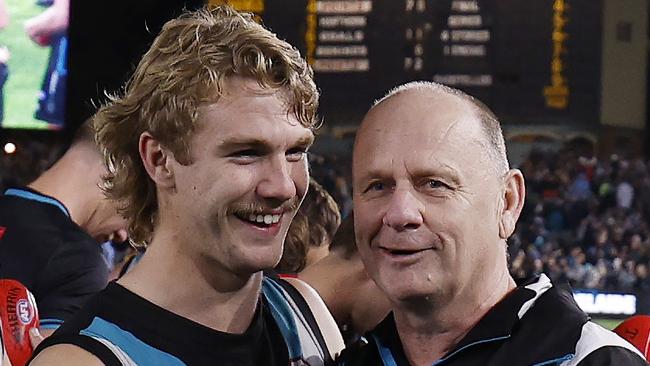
30, 6, 342, 366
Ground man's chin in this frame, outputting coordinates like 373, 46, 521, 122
235, 253, 284, 275
378, 278, 442, 306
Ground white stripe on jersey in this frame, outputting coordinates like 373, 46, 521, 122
560, 321, 645, 365
518, 274, 553, 320
89, 336, 138, 366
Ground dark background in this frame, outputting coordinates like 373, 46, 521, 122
62, 0, 604, 137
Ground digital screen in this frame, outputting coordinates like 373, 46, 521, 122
573, 291, 637, 317
216, 0, 603, 127
0, 0, 67, 130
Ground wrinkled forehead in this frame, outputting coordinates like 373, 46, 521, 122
354, 89, 482, 157
351, 88, 499, 188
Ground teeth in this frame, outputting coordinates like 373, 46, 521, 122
245, 213, 282, 225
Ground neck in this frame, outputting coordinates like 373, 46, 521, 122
28, 148, 103, 230
394, 267, 516, 366
119, 228, 263, 334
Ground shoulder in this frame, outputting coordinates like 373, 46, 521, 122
44, 229, 107, 279
334, 313, 397, 365
334, 336, 381, 365
284, 277, 345, 348
31, 295, 131, 366
0, 202, 65, 247
35, 244, 108, 320
518, 278, 646, 365
265, 276, 345, 360
29, 343, 106, 366
571, 346, 649, 366
561, 321, 647, 365
38, 283, 113, 336
0, 191, 67, 233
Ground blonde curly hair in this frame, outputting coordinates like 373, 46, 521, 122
94, 6, 319, 247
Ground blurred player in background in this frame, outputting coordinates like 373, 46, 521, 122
276, 178, 341, 274
300, 214, 391, 343
24, 0, 68, 127
0, 121, 126, 339
0, 0, 9, 123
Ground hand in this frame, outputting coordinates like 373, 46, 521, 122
29, 328, 44, 350
0, 46, 9, 64
0, 328, 44, 366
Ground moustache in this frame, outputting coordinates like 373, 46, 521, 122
228, 196, 301, 216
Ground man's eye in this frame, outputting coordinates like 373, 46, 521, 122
286, 148, 308, 162
364, 182, 385, 193
426, 180, 449, 189
228, 149, 262, 163
230, 149, 260, 158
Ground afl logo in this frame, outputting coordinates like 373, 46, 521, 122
16, 299, 33, 324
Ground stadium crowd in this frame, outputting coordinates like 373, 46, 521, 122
509, 147, 650, 293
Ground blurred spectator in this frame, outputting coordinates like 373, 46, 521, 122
616, 176, 634, 210
309, 153, 352, 218
276, 178, 341, 273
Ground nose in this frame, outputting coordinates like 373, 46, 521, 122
256, 155, 299, 206
382, 188, 424, 231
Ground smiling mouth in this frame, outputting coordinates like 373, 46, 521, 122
381, 247, 433, 256
234, 212, 282, 228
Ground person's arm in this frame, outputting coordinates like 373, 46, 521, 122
34, 328, 53, 341
349, 278, 392, 335
0, 46, 9, 64
24, 0, 69, 45
300, 251, 391, 336
282, 277, 345, 359
28, 344, 104, 366
0, 0, 9, 30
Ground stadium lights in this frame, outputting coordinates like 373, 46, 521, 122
3, 142, 16, 155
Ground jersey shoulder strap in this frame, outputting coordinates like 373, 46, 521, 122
263, 276, 344, 364
33, 317, 187, 366
32, 333, 124, 366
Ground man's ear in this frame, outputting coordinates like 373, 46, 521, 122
498, 169, 526, 239
139, 132, 176, 190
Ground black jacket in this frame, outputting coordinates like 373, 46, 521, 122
337, 275, 647, 366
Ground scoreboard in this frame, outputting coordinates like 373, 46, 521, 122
216, 0, 604, 127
